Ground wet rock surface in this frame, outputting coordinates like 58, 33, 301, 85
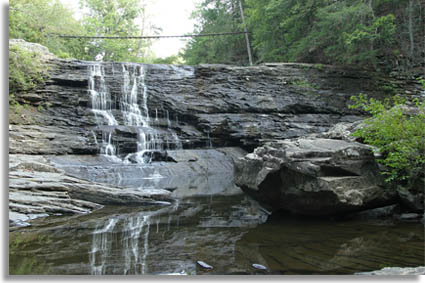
356, 266, 425, 275
10, 42, 422, 155
47, 147, 246, 198
234, 137, 397, 216
9, 154, 173, 227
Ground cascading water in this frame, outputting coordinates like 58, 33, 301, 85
88, 64, 118, 158
206, 130, 213, 149
120, 64, 162, 164
88, 62, 182, 164
86, 63, 187, 275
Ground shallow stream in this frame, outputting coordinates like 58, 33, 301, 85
9, 193, 424, 275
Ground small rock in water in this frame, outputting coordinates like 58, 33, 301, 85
400, 213, 421, 220
252, 264, 267, 270
197, 261, 213, 269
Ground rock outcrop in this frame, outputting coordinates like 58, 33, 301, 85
9, 40, 422, 223
9, 154, 173, 227
234, 137, 397, 216
10, 41, 423, 156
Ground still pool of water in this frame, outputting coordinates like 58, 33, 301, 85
9, 195, 424, 275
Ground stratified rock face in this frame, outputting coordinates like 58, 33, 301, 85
9, 154, 173, 227
234, 138, 397, 216
10, 40, 421, 155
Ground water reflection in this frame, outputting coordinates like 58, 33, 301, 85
9, 196, 424, 275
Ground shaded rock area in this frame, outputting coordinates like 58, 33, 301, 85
397, 184, 424, 213
9, 155, 173, 227
234, 137, 397, 216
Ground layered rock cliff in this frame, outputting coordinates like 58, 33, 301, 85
10, 42, 421, 156
9, 40, 423, 224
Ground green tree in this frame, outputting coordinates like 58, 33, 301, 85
152, 55, 184, 65
242, 0, 423, 72
9, 0, 88, 59
9, 44, 47, 94
79, 0, 153, 62
182, 0, 251, 65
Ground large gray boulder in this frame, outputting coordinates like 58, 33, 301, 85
234, 138, 397, 216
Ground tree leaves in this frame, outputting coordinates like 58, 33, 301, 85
349, 94, 425, 184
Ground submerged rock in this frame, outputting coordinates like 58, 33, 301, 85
234, 138, 397, 216
398, 213, 422, 221
356, 266, 425, 275
348, 204, 399, 220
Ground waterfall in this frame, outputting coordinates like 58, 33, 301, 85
88, 64, 118, 158
206, 130, 213, 149
88, 62, 183, 163
121, 64, 146, 127
120, 64, 160, 164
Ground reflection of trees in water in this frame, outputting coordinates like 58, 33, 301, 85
236, 220, 424, 275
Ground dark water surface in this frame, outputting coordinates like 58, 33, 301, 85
9, 194, 424, 275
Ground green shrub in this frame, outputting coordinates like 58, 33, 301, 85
9, 44, 47, 94
349, 94, 425, 184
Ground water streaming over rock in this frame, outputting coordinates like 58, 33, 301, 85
206, 130, 213, 149
88, 64, 118, 158
88, 63, 182, 164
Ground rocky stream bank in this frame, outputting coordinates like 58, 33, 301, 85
8, 40, 424, 275
9, 39, 424, 225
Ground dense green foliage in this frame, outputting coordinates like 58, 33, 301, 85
9, 0, 88, 59
152, 55, 184, 65
349, 93, 425, 184
79, 0, 153, 62
9, 0, 154, 62
9, 44, 48, 94
183, 0, 424, 72
183, 0, 249, 65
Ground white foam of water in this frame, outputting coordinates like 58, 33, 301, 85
89, 64, 118, 158
89, 63, 184, 163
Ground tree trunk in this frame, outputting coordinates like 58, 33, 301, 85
408, 0, 415, 60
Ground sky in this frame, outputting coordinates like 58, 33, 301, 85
146, 0, 198, 58
60, 0, 198, 58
